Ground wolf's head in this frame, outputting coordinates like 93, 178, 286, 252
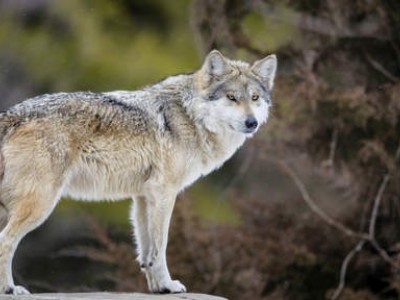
193, 50, 277, 136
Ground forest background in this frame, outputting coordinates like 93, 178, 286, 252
1, 0, 400, 299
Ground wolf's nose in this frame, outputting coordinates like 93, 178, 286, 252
245, 116, 258, 129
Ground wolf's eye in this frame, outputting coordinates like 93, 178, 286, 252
227, 94, 236, 102
252, 95, 259, 101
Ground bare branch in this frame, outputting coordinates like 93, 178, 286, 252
332, 139, 400, 298
278, 138, 400, 299
331, 240, 366, 300
322, 128, 339, 168
369, 174, 390, 238
278, 156, 398, 300
368, 140, 400, 241
277, 160, 366, 239
331, 173, 392, 299
365, 53, 400, 83
370, 239, 398, 269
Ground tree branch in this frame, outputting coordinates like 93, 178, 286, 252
331, 240, 366, 300
369, 174, 390, 238
277, 146, 400, 300
365, 53, 400, 83
277, 160, 367, 240
322, 127, 339, 168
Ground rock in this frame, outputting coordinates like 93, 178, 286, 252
0, 292, 228, 300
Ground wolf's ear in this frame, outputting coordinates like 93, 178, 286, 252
251, 54, 277, 89
202, 50, 232, 78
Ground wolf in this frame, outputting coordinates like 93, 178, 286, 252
0, 50, 277, 294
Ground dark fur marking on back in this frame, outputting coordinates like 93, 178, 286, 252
162, 112, 172, 132
100, 95, 150, 130
11, 120, 22, 128
157, 103, 173, 133
0, 151, 4, 181
157, 103, 165, 113
103, 97, 136, 112
90, 113, 103, 132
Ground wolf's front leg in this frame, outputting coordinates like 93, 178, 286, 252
131, 196, 151, 267
138, 190, 186, 293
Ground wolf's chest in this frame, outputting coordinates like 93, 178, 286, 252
179, 133, 246, 190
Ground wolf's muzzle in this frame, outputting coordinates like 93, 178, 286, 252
244, 115, 258, 132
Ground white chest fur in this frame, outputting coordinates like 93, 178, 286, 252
178, 130, 246, 190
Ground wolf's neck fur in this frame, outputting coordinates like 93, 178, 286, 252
149, 74, 247, 187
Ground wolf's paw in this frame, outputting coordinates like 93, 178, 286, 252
3, 285, 30, 295
158, 280, 187, 294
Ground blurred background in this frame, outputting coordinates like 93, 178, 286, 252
0, 0, 400, 299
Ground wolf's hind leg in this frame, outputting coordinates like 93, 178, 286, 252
0, 184, 61, 294
0, 127, 64, 295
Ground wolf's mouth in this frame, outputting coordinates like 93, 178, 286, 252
231, 125, 258, 134
242, 127, 258, 134
227, 123, 258, 135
